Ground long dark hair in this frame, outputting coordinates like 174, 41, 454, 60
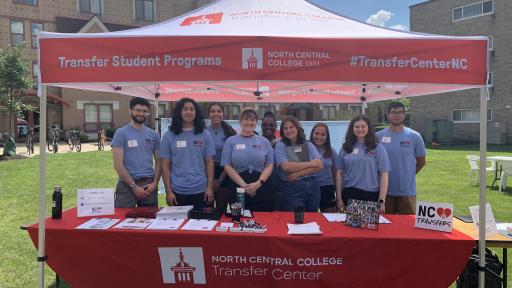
280, 115, 306, 146
171, 98, 205, 135
208, 102, 236, 138
310, 122, 333, 158
342, 114, 377, 153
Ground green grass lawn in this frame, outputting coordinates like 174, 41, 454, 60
0, 145, 511, 287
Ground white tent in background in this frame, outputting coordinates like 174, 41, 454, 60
35, 0, 489, 287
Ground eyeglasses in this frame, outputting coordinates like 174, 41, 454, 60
132, 108, 149, 114
390, 111, 405, 115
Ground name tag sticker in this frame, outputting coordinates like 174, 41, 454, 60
382, 137, 391, 143
176, 140, 187, 148
127, 140, 138, 148
293, 146, 302, 153
351, 148, 358, 155
236, 144, 246, 150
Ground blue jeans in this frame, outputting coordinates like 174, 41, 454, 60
282, 177, 320, 212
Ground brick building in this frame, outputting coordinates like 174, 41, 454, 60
410, 0, 511, 144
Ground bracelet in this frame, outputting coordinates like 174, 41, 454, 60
258, 178, 265, 184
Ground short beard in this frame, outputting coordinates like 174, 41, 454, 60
131, 114, 146, 124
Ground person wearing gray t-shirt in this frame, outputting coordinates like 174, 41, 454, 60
376, 101, 426, 215
160, 98, 215, 209
112, 97, 161, 208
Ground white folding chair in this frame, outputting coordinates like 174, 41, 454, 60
466, 155, 496, 185
498, 161, 512, 192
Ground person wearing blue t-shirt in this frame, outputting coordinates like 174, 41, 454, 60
275, 116, 323, 212
376, 102, 426, 215
221, 108, 274, 212
335, 114, 390, 214
310, 123, 338, 213
206, 102, 237, 213
160, 98, 216, 209
112, 97, 161, 208
261, 111, 283, 211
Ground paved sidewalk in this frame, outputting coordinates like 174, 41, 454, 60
0, 141, 111, 157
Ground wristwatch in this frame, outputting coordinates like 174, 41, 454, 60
258, 178, 266, 184
378, 199, 385, 204
129, 182, 136, 189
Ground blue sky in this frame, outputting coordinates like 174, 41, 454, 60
310, 0, 427, 30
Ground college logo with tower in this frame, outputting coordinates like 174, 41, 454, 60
159, 247, 206, 285
242, 48, 263, 70
180, 13, 224, 26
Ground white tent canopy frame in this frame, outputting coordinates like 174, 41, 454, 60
36, 0, 490, 287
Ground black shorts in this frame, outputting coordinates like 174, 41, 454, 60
319, 185, 336, 209
342, 186, 379, 206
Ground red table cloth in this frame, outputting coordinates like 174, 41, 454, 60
28, 208, 473, 288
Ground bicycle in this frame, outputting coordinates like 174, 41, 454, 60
97, 129, 106, 151
26, 127, 35, 155
67, 130, 82, 152
47, 128, 59, 153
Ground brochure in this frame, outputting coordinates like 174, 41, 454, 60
113, 218, 154, 229
287, 222, 322, 235
146, 218, 186, 230
180, 219, 218, 231
76, 218, 120, 230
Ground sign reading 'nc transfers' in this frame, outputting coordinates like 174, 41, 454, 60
415, 201, 454, 232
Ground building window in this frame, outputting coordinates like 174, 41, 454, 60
487, 72, 493, 87
84, 104, 112, 132
452, 108, 492, 123
30, 22, 43, 49
322, 105, 336, 120
14, 0, 37, 5
257, 105, 276, 119
347, 104, 362, 115
79, 0, 101, 15
158, 103, 166, 118
222, 105, 240, 120
135, 0, 154, 22
452, 1, 493, 21
10, 20, 24, 46
32, 63, 39, 86
488, 36, 493, 51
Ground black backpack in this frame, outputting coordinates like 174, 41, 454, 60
456, 246, 503, 288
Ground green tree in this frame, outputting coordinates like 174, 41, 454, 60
0, 45, 34, 138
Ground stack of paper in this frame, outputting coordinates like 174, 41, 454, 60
113, 218, 154, 229
287, 222, 322, 235
156, 205, 194, 219
146, 218, 186, 230
322, 213, 346, 222
322, 213, 391, 224
180, 219, 218, 231
76, 218, 120, 230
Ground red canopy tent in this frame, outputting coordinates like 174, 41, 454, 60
36, 0, 490, 286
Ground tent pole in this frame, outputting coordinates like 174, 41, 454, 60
38, 84, 47, 288
154, 98, 159, 132
478, 86, 487, 288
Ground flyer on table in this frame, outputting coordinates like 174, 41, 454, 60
77, 188, 115, 217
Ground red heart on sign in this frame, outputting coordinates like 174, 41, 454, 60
436, 208, 452, 218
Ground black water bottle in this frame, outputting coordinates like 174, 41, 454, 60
52, 186, 62, 219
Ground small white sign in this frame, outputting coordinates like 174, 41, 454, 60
77, 188, 115, 217
469, 203, 498, 238
176, 140, 187, 148
235, 144, 246, 150
381, 136, 391, 143
415, 201, 453, 232
127, 140, 138, 148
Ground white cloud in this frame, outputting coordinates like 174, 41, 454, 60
389, 24, 407, 30
366, 10, 394, 27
